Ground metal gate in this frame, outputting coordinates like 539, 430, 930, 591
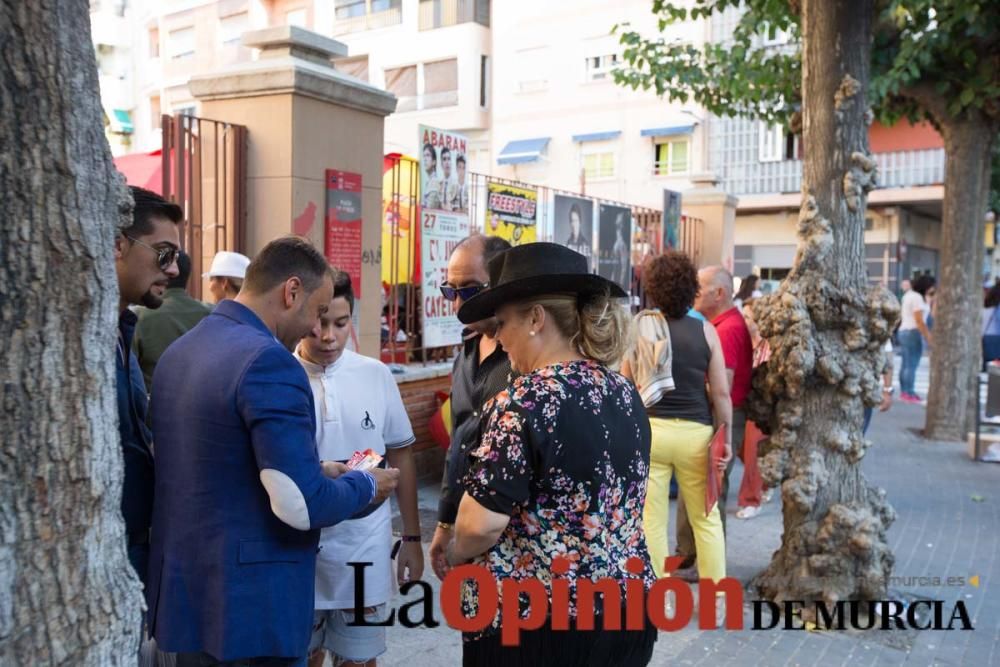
161, 114, 248, 299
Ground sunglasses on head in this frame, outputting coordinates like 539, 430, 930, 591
124, 234, 179, 271
440, 283, 487, 302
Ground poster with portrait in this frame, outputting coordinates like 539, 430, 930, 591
419, 125, 469, 215
597, 204, 632, 292
419, 125, 470, 348
553, 194, 595, 270
486, 180, 537, 246
663, 188, 682, 251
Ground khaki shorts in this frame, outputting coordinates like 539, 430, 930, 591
308, 605, 389, 665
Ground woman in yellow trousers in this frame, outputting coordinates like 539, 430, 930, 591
624, 251, 732, 583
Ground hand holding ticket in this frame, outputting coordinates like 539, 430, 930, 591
346, 449, 384, 472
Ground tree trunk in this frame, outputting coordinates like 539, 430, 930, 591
925, 119, 997, 441
0, 1, 142, 664
747, 0, 898, 617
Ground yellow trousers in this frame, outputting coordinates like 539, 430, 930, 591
643, 417, 726, 582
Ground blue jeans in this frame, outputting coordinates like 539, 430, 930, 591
898, 329, 923, 395
862, 407, 873, 434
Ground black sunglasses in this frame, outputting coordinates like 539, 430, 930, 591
440, 283, 487, 302
124, 234, 179, 271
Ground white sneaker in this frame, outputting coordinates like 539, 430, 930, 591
762, 489, 774, 504
736, 505, 762, 520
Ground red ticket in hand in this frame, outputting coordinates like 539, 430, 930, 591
346, 449, 383, 472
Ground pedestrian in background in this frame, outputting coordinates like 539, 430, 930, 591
133, 250, 211, 391
622, 251, 732, 582
204, 250, 250, 304
449, 243, 657, 665
673, 265, 750, 581
898, 274, 934, 403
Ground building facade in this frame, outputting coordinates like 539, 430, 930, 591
90, 0, 136, 155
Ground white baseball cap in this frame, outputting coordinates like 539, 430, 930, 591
203, 251, 250, 279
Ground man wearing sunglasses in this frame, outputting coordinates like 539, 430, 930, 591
113, 185, 181, 592
428, 234, 512, 581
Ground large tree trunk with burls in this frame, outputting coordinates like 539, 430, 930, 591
0, 1, 142, 664
924, 118, 997, 441
746, 0, 898, 618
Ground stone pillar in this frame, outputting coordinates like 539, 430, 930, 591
683, 172, 739, 270
189, 26, 396, 358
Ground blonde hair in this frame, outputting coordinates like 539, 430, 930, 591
519, 293, 633, 366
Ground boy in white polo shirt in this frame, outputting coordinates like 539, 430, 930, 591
296, 271, 423, 667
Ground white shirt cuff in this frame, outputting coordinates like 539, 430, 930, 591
361, 470, 378, 504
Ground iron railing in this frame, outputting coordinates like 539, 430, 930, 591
161, 114, 248, 300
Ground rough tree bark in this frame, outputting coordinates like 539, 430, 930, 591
0, 1, 142, 664
746, 0, 899, 616
921, 112, 998, 441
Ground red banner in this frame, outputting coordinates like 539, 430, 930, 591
325, 169, 363, 299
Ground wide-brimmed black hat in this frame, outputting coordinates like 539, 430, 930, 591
457, 242, 628, 324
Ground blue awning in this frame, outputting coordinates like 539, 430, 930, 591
111, 109, 134, 134
572, 130, 621, 143
498, 137, 550, 165
640, 124, 694, 138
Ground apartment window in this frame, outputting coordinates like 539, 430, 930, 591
335, 0, 367, 19
419, 0, 490, 30
286, 8, 307, 27
149, 27, 159, 58
583, 151, 615, 179
480, 55, 489, 107
150, 95, 161, 129
384, 65, 417, 111
654, 139, 690, 175
335, 56, 369, 82
515, 47, 548, 93
585, 53, 619, 81
333, 0, 402, 34
219, 12, 248, 46
423, 58, 458, 109
759, 123, 784, 162
168, 27, 195, 59
174, 104, 196, 117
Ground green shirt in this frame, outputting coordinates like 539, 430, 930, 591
133, 288, 212, 391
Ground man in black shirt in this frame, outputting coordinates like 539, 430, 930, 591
428, 234, 512, 580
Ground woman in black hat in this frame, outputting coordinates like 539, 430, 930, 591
445, 243, 657, 666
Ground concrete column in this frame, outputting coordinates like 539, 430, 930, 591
189, 26, 396, 358
683, 172, 739, 270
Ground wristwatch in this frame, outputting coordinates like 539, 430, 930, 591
437, 521, 454, 531
882, 386, 895, 395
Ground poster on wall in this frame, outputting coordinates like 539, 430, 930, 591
325, 169, 363, 299
597, 204, 632, 291
486, 180, 537, 246
553, 194, 594, 270
419, 125, 470, 348
663, 188, 682, 251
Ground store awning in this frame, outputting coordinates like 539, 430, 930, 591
114, 150, 163, 194
640, 124, 695, 138
572, 130, 621, 143
498, 137, 550, 165
110, 109, 134, 134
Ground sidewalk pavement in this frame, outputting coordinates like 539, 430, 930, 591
382, 398, 1000, 666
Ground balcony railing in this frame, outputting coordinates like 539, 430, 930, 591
718, 148, 945, 196
419, 0, 490, 30
332, 7, 403, 35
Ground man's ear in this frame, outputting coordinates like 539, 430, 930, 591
283, 276, 303, 308
114, 233, 126, 260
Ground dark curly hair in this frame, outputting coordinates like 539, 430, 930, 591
642, 250, 699, 319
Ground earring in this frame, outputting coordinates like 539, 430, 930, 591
529, 330, 536, 337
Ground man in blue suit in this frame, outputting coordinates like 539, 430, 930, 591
148, 236, 399, 666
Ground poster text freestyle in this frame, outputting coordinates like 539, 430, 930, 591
423, 236, 463, 318
422, 128, 468, 154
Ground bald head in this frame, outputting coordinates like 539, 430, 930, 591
446, 234, 511, 335
694, 265, 735, 319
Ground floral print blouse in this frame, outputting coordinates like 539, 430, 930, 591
462, 359, 655, 636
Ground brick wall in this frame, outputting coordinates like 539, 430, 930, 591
398, 374, 452, 480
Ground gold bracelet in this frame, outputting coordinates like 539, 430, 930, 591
437, 521, 454, 531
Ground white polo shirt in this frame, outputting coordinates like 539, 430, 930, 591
294, 348, 415, 610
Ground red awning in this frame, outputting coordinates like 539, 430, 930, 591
114, 149, 163, 194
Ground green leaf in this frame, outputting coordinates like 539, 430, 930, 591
971, 494, 985, 503
960, 88, 976, 106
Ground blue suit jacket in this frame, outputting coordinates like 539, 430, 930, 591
147, 300, 373, 660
